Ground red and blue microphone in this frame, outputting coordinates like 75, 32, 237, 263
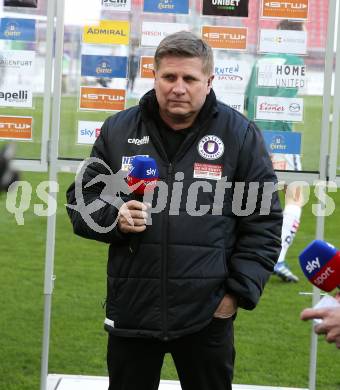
299, 240, 340, 292
127, 156, 159, 197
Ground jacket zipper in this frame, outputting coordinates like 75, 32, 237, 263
162, 162, 173, 341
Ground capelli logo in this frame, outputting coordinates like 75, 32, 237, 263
128, 136, 150, 145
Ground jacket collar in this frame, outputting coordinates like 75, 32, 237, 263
139, 89, 218, 126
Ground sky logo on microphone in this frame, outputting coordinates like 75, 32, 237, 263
299, 240, 340, 292
305, 258, 320, 274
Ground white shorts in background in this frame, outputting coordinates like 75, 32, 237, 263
270, 153, 302, 171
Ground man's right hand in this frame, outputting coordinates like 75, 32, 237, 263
118, 200, 149, 233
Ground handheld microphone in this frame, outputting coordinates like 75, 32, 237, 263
126, 156, 159, 254
127, 156, 159, 198
299, 240, 340, 292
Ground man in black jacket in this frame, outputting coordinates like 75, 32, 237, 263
66, 31, 282, 390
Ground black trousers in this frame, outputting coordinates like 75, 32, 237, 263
107, 317, 235, 390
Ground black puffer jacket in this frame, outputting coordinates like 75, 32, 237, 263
66, 90, 282, 341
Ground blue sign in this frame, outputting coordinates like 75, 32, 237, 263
262, 131, 301, 155
81, 55, 128, 79
0, 18, 36, 41
143, 0, 189, 14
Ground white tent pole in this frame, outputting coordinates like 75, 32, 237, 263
328, 0, 340, 179
309, 1, 337, 389
40, 0, 65, 389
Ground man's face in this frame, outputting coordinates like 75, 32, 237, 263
153, 56, 213, 126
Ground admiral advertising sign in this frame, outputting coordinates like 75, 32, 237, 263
214, 59, 248, 92
202, 0, 249, 17
0, 50, 35, 75
101, 0, 131, 11
255, 96, 304, 122
262, 130, 301, 154
83, 20, 130, 45
259, 29, 307, 55
143, 0, 189, 14
140, 56, 154, 78
0, 115, 32, 140
261, 0, 308, 20
0, 87, 32, 108
77, 121, 103, 145
0, 18, 36, 41
79, 86, 126, 111
257, 62, 306, 88
202, 26, 247, 50
81, 55, 128, 79
141, 22, 189, 47
215, 93, 244, 113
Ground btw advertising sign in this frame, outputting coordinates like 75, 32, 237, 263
79, 87, 126, 112
0, 116, 33, 140
202, 26, 247, 50
140, 57, 154, 78
261, 0, 309, 20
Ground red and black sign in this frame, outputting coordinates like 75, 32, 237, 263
202, 0, 249, 17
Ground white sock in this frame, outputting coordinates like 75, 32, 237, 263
277, 204, 302, 265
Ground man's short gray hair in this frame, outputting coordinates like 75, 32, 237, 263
154, 31, 214, 75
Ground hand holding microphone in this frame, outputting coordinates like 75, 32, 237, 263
118, 156, 159, 234
299, 240, 340, 348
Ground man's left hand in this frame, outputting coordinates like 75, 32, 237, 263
213, 294, 237, 319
